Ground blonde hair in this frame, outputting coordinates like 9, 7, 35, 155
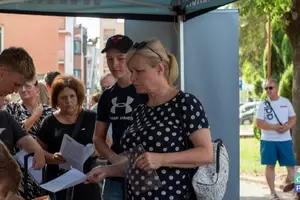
38, 81, 50, 105
127, 39, 178, 85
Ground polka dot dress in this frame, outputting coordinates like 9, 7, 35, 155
121, 91, 210, 200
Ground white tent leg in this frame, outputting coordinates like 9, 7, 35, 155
178, 15, 185, 91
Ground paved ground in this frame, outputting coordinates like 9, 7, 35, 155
240, 126, 253, 137
240, 181, 296, 200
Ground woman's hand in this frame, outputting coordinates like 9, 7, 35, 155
32, 105, 43, 118
135, 152, 164, 172
85, 167, 108, 184
52, 152, 65, 165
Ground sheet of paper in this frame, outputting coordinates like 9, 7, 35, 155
40, 168, 86, 193
59, 134, 95, 172
15, 150, 43, 184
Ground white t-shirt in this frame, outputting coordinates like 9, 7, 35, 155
256, 97, 296, 141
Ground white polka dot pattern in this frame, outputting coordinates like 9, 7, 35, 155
121, 92, 210, 199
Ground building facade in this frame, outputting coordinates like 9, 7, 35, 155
0, 13, 87, 82
99, 18, 124, 77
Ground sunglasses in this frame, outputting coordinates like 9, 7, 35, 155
132, 41, 162, 61
265, 86, 274, 91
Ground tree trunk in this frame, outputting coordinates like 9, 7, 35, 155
292, 44, 300, 164
285, 0, 300, 167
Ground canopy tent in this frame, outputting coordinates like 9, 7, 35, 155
0, 0, 236, 22
0, 0, 237, 90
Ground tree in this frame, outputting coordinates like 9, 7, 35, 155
279, 64, 293, 102
242, 0, 300, 166
233, 1, 266, 84
253, 78, 263, 98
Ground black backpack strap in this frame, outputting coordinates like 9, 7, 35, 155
265, 100, 282, 125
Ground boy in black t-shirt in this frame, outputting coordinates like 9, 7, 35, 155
93, 35, 145, 200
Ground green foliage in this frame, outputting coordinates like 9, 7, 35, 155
253, 78, 263, 99
253, 120, 261, 140
281, 35, 292, 67
279, 64, 293, 101
233, 1, 266, 82
260, 91, 267, 101
262, 43, 285, 81
242, 61, 259, 84
256, 0, 292, 29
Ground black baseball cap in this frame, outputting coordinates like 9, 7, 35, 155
101, 35, 133, 54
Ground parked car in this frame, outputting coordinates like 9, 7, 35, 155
239, 102, 260, 125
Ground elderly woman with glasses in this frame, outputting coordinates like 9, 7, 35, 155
87, 39, 213, 200
5, 77, 53, 200
6, 78, 53, 138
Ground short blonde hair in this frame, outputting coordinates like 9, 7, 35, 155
127, 39, 178, 85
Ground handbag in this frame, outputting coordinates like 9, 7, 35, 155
179, 94, 229, 200
65, 110, 84, 200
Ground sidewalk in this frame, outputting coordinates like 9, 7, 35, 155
240, 181, 295, 200
240, 174, 285, 190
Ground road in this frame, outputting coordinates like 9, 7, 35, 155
240, 181, 296, 200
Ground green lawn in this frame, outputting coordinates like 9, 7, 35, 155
240, 138, 287, 175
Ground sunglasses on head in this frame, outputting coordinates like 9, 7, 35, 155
132, 41, 162, 61
265, 86, 274, 90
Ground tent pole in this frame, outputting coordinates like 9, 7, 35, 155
178, 15, 185, 91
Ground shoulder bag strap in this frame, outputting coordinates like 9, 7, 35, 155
265, 100, 282, 125
71, 110, 85, 139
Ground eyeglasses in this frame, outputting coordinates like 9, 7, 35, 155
265, 86, 274, 91
19, 80, 38, 91
132, 42, 162, 61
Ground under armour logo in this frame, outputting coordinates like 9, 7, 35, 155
111, 97, 134, 114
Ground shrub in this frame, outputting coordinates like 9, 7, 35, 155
253, 78, 263, 99
279, 64, 293, 102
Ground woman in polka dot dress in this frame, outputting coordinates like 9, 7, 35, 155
87, 39, 213, 200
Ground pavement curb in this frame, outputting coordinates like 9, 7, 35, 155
240, 175, 285, 191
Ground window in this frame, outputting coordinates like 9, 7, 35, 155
74, 40, 81, 55
0, 27, 3, 53
74, 69, 81, 80
103, 29, 115, 41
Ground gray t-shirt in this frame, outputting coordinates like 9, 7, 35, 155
0, 111, 27, 153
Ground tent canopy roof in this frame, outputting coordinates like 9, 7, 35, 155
0, 0, 236, 21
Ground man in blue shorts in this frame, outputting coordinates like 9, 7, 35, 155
256, 79, 296, 200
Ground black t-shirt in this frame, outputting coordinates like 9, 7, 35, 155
0, 111, 27, 153
38, 110, 97, 176
96, 83, 146, 154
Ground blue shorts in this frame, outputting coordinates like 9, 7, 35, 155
260, 140, 296, 166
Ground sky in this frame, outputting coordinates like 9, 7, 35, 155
75, 17, 100, 39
